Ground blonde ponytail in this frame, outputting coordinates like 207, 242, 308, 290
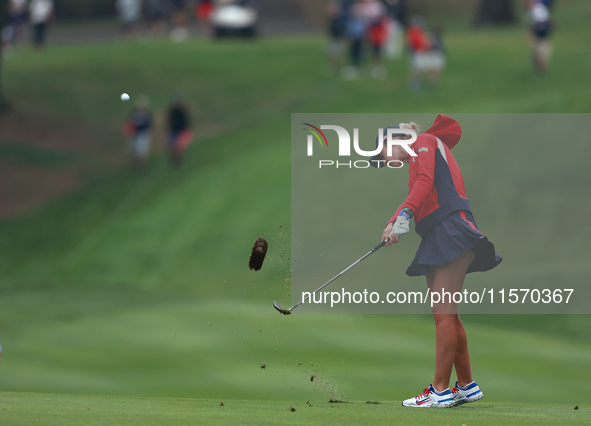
399, 122, 421, 134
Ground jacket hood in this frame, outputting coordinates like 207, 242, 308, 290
424, 114, 462, 149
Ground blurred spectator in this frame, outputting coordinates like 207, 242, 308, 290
3, 0, 28, 49
115, 0, 142, 37
529, 0, 553, 74
1, 27, 11, 54
381, 0, 404, 59
367, 14, 388, 79
170, 0, 188, 42
29, 0, 54, 50
342, 0, 386, 80
426, 26, 445, 87
405, 15, 430, 90
124, 95, 153, 170
383, 18, 403, 60
167, 93, 192, 167
145, 0, 169, 36
325, 0, 354, 75
195, 0, 213, 36
406, 18, 446, 89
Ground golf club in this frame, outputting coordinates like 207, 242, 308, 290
273, 240, 387, 315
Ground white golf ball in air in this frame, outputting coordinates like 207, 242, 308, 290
121, 93, 130, 101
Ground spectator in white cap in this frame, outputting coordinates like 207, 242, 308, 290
29, 0, 54, 50
529, 1, 554, 74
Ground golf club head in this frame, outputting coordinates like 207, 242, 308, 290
273, 301, 291, 315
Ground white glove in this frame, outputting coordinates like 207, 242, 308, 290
389, 208, 412, 239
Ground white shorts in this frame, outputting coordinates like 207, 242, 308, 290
131, 131, 151, 159
411, 52, 429, 71
412, 52, 445, 72
533, 39, 552, 62
426, 52, 445, 72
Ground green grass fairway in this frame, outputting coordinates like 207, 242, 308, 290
2, 297, 591, 403
1, 392, 588, 426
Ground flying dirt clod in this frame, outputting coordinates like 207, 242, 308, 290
249, 237, 268, 271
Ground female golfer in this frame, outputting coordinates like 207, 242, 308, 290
371, 114, 501, 408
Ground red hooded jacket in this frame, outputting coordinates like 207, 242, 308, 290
389, 115, 471, 237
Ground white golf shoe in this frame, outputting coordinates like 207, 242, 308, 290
452, 381, 484, 406
401, 384, 454, 408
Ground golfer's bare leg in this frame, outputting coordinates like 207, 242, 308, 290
453, 314, 474, 387
427, 250, 475, 392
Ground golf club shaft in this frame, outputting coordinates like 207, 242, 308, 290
289, 241, 386, 311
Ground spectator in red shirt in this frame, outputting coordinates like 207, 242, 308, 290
405, 16, 431, 90
367, 15, 389, 79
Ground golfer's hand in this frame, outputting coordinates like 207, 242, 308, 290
382, 223, 398, 246
392, 209, 412, 239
